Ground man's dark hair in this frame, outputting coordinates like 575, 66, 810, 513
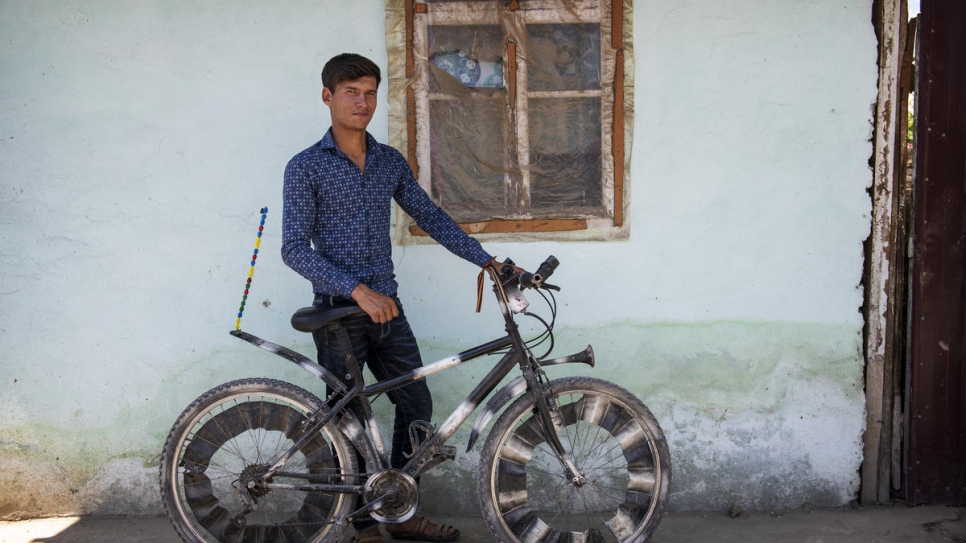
321, 53, 382, 92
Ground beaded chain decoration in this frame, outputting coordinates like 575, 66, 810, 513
234, 207, 268, 331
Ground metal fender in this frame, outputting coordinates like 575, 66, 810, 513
336, 409, 380, 470
229, 330, 348, 394
467, 376, 528, 452
465, 344, 595, 451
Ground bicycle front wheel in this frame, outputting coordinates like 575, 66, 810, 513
159, 378, 359, 543
478, 377, 671, 543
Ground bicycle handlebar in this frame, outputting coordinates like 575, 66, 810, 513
519, 255, 560, 290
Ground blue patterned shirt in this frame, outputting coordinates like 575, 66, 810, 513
282, 129, 493, 298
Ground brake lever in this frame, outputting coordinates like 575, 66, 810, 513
541, 283, 561, 292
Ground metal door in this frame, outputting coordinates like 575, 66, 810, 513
907, 0, 966, 505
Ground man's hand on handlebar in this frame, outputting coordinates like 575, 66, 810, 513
487, 257, 526, 277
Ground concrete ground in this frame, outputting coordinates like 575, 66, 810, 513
0, 505, 963, 543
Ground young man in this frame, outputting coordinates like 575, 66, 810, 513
282, 53, 496, 543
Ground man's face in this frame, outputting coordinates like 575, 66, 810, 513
322, 76, 378, 133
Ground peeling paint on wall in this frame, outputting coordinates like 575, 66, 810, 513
415, 320, 865, 514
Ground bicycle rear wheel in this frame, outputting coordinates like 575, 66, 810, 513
159, 378, 358, 543
478, 376, 671, 542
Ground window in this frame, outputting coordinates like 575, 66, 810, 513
387, 0, 631, 239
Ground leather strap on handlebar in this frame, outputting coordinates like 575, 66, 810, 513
476, 268, 485, 313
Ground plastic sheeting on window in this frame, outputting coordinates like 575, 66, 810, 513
386, 0, 632, 226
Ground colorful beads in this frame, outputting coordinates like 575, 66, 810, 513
235, 207, 268, 331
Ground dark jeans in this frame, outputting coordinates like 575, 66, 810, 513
312, 294, 433, 529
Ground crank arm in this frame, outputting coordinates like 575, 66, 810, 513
347, 491, 394, 523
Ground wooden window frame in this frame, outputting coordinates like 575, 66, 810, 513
393, 0, 631, 240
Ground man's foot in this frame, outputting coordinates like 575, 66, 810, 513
385, 517, 460, 542
353, 525, 384, 542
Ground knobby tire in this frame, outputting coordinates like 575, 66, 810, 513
159, 378, 359, 543
478, 376, 671, 542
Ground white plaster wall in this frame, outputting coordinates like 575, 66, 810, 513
0, 0, 877, 518
404, 0, 875, 332
0, 1, 391, 517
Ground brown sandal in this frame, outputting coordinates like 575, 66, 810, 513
386, 517, 460, 542
354, 535, 385, 543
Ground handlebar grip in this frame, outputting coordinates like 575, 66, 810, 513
537, 255, 559, 276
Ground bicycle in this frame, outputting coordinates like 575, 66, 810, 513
159, 256, 671, 542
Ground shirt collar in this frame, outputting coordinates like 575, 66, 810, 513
320, 128, 382, 158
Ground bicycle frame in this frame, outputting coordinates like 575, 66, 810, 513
229, 265, 594, 500
162, 255, 670, 543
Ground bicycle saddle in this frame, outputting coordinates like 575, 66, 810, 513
291, 305, 367, 332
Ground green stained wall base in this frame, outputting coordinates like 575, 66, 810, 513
0, 321, 864, 517
416, 320, 865, 513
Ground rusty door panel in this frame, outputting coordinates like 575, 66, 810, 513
907, 0, 966, 505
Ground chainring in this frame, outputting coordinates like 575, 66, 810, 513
363, 469, 419, 523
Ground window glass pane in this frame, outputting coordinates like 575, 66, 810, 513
429, 25, 504, 90
528, 97, 603, 212
429, 97, 508, 221
408, 5, 618, 227
526, 23, 601, 92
